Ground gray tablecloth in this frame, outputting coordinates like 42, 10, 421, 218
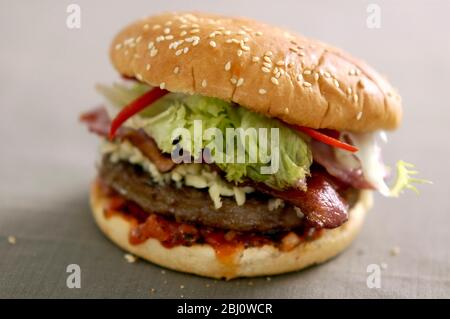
1, 0, 449, 298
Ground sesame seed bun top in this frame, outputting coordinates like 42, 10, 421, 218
110, 12, 402, 132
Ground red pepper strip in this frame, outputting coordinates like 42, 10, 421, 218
109, 88, 169, 140
295, 126, 359, 152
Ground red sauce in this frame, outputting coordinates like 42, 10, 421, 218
96, 180, 323, 263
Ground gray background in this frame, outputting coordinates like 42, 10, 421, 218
0, 0, 449, 298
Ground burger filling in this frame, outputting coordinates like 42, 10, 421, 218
81, 81, 426, 253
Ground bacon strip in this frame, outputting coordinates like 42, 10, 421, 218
254, 170, 349, 229
80, 107, 174, 172
311, 140, 373, 189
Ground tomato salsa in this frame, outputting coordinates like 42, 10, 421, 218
97, 180, 323, 260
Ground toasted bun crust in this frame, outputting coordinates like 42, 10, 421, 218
110, 12, 401, 132
90, 183, 372, 279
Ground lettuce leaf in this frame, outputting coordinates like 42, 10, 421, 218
98, 83, 312, 189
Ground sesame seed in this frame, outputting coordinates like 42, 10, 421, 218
115, 43, 122, 50
175, 49, 182, 56
183, 47, 189, 54
143, 24, 149, 30
146, 64, 151, 71
258, 88, 267, 95
136, 36, 142, 43
314, 73, 320, 81
353, 93, 359, 103
333, 79, 340, 88
173, 66, 180, 74
201, 79, 207, 88
124, 38, 135, 45
156, 36, 164, 42
164, 27, 170, 34
230, 77, 237, 84
347, 87, 353, 95
252, 56, 260, 62
180, 30, 187, 36
289, 47, 299, 53
298, 51, 305, 57
356, 111, 363, 120
241, 43, 250, 51
237, 49, 243, 56
224, 61, 231, 71
224, 30, 232, 35
160, 82, 166, 89
263, 56, 272, 63
263, 62, 272, 68
209, 40, 217, 48
303, 82, 312, 88
271, 77, 279, 85
324, 71, 331, 78
264, 51, 273, 57
275, 72, 281, 79
136, 73, 143, 81
190, 29, 200, 34
276, 60, 284, 66
147, 41, 154, 50
179, 24, 188, 29
225, 39, 233, 44
254, 31, 263, 36
237, 30, 246, 35
165, 21, 173, 26
261, 67, 271, 73
236, 78, 244, 87
152, 24, 161, 30
303, 69, 312, 75
165, 35, 174, 40
284, 107, 289, 114
150, 48, 158, 57
296, 74, 303, 81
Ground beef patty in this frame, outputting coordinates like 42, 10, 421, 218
99, 158, 305, 232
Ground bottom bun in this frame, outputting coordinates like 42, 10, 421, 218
90, 183, 372, 279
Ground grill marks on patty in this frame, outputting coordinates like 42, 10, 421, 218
99, 158, 305, 232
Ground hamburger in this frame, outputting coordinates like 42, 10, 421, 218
80, 12, 425, 279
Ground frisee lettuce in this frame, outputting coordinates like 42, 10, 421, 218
388, 161, 431, 197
